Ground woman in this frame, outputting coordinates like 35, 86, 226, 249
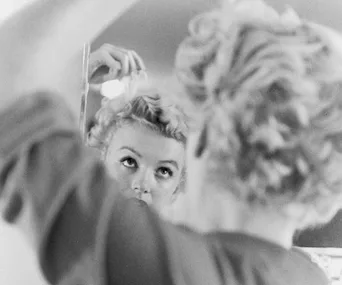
87, 44, 188, 211
1, 0, 342, 285
87, 88, 187, 212
172, 2, 342, 235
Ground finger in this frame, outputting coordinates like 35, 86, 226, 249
127, 50, 138, 74
89, 52, 121, 83
101, 52, 122, 82
102, 45, 141, 75
101, 43, 116, 50
131, 50, 146, 71
90, 48, 119, 71
103, 46, 129, 78
104, 45, 126, 54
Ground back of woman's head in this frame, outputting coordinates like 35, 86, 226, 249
87, 87, 188, 156
175, 0, 342, 228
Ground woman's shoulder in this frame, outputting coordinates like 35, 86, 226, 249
160, 222, 222, 285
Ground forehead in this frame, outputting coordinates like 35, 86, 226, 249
107, 123, 185, 164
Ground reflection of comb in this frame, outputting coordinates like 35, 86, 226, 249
79, 42, 91, 142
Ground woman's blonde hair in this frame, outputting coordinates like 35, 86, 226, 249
175, 0, 342, 227
87, 88, 188, 158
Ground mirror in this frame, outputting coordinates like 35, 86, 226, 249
80, 0, 342, 250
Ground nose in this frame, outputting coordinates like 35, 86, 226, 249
131, 169, 153, 201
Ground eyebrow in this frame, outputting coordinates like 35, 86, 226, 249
159, 160, 179, 170
119, 147, 179, 170
119, 146, 142, 157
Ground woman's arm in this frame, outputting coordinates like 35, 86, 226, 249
0, 93, 171, 285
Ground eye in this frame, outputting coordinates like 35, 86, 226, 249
120, 157, 137, 169
156, 167, 173, 179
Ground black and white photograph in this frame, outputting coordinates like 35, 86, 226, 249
0, 0, 342, 284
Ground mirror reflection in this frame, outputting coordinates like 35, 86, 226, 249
84, 44, 188, 216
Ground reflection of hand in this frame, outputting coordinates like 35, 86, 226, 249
88, 44, 146, 84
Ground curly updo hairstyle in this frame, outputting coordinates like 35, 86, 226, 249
87, 88, 188, 158
175, 0, 342, 227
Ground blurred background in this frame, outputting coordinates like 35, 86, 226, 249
1, 0, 342, 284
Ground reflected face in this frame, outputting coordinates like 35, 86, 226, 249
105, 122, 185, 211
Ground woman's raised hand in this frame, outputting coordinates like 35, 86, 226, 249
89, 44, 146, 84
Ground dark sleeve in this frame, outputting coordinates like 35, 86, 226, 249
0, 92, 173, 285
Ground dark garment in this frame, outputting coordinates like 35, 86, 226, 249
0, 92, 329, 285
295, 211, 342, 247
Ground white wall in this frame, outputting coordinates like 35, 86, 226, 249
0, 0, 36, 23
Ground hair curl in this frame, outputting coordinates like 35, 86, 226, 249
175, 0, 342, 226
87, 88, 188, 158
